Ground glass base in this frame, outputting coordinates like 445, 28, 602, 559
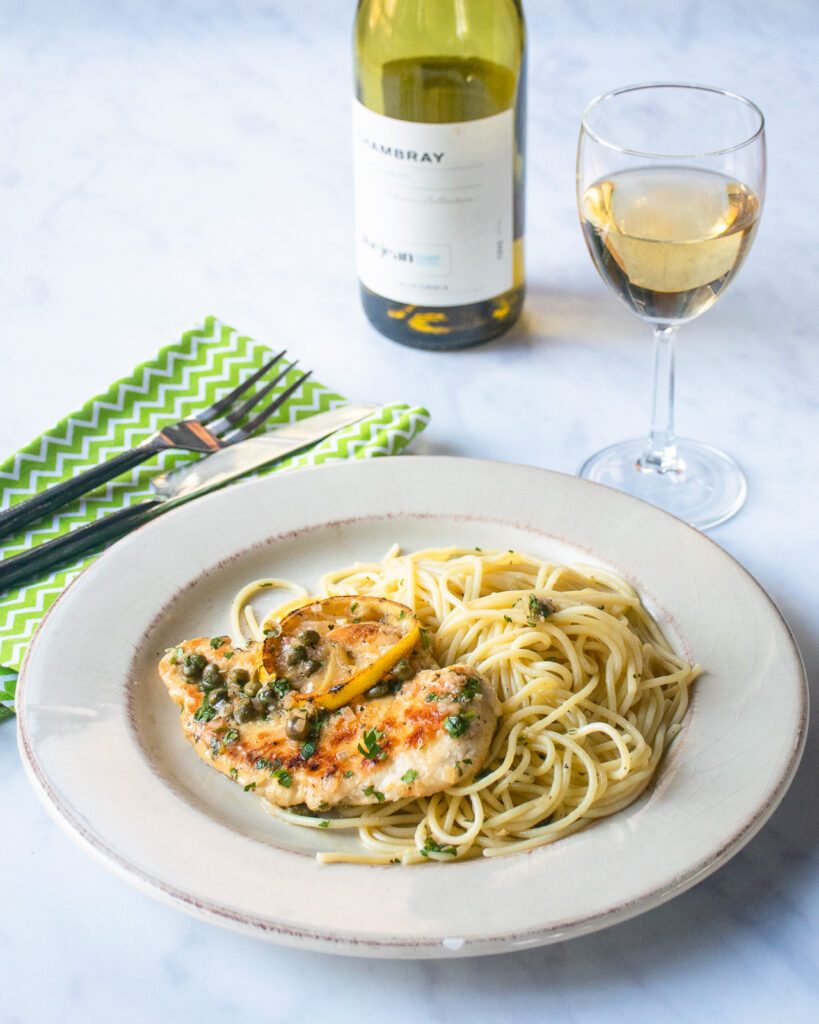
578, 438, 747, 530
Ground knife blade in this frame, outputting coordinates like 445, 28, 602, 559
0, 403, 377, 592
151, 403, 377, 500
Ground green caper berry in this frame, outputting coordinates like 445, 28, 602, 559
256, 688, 276, 706
392, 658, 413, 681
305, 659, 323, 676
300, 629, 320, 647
243, 678, 261, 697
201, 663, 223, 689
285, 711, 313, 741
181, 653, 207, 679
286, 645, 308, 667
208, 687, 228, 705
366, 680, 391, 699
233, 702, 255, 724
226, 667, 250, 688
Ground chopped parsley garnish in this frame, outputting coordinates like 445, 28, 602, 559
209, 737, 222, 756
457, 677, 481, 703
419, 627, 431, 650
255, 757, 271, 770
420, 838, 457, 858
223, 651, 234, 659
398, 609, 406, 619
229, 767, 238, 779
275, 769, 292, 788
503, 615, 513, 624
444, 713, 475, 739
194, 699, 216, 722
223, 729, 239, 745
344, 770, 354, 778
319, 820, 330, 829
263, 625, 281, 637
363, 784, 385, 802
350, 602, 359, 613
243, 782, 256, 792
528, 594, 554, 621
358, 727, 387, 761
401, 769, 418, 784
455, 758, 473, 777
209, 636, 225, 648
301, 740, 317, 759
271, 677, 291, 699
425, 692, 445, 702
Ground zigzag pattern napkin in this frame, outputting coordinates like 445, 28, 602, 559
0, 316, 430, 720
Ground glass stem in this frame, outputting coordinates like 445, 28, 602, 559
640, 325, 680, 473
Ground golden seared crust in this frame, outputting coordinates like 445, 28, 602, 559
159, 639, 500, 811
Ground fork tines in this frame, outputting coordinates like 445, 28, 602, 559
195, 352, 313, 445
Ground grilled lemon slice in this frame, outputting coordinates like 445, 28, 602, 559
259, 596, 421, 710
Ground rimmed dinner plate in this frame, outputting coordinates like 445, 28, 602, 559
17, 457, 807, 957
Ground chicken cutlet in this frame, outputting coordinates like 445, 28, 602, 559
159, 636, 500, 811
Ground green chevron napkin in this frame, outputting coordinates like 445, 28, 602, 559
0, 315, 429, 721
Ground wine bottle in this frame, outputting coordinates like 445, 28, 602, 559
352, 0, 526, 350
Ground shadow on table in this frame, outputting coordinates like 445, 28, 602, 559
416, 281, 637, 359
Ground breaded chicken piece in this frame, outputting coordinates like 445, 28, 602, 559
159, 638, 500, 811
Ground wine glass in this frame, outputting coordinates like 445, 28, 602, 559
576, 84, 766, 529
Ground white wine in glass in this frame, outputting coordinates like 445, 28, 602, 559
577, 85, 766, 529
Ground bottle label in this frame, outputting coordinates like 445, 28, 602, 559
352, 100, 514, 308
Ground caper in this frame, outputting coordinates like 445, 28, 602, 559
366, 680, 391, 699
393, 658, 413, 681
218, 701, 234, 719
305, 659, 323, 676
256, 688, 277, 706
300, 629, 320, 647
243, 678, 261, 698
181, 653, 207, 679
226, 667, 250, 689
208, 687, 228, 705
233, 701, 256, 724
286, 645, 308, 667
201, 662, 223, 690
285, 706, 315, 741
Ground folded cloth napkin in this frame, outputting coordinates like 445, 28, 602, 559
0, 316, 429, 720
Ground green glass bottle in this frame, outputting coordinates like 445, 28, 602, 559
353, 0, 526, 350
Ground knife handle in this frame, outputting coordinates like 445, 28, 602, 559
0, 441, 163, 542
0, 499, 163, 593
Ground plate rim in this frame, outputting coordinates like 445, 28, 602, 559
15, 456, 809, 957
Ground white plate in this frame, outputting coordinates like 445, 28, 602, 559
17, 457, 807, 958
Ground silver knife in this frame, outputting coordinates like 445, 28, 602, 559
151, 403, 376, 499
0, 404, 377, 591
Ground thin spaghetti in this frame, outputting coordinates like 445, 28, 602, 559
230, 546, 698, 863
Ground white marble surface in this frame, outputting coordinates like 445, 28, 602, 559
2, 0, 818, 1020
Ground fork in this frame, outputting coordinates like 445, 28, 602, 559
0, 351, 312, 541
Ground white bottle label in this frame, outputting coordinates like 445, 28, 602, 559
352, 100, 514, 308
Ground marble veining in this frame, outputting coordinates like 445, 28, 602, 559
2, 1, 818, 1021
